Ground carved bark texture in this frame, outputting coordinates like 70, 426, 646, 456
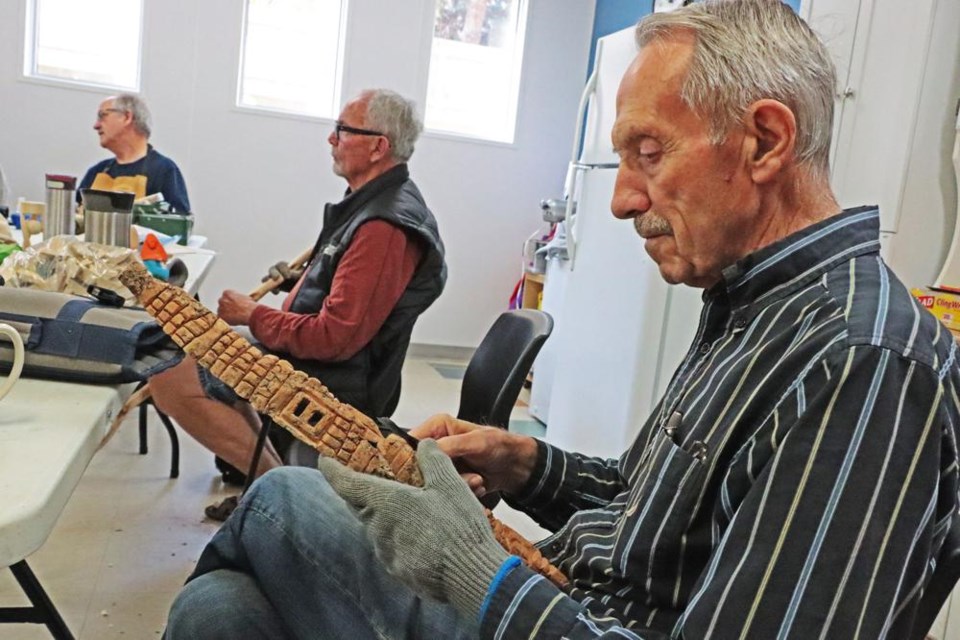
119, 262, 568, 589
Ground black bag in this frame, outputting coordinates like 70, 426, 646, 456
0, 287, 182, 384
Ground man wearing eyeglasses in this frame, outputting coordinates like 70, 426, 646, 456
148, 88, 446, 520
77, 93, 190, 213
168, 2, 960, 639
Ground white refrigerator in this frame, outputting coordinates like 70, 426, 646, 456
529, 26, 703, 460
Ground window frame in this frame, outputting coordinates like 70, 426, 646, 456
235, 0, 349, 121
422, 0, 530, 145
22, 0, 145, 92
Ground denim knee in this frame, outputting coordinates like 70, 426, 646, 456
247, 466, 337, 502
166, 570, 287, 640
238, 466, 359, 547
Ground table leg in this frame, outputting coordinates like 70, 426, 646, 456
1, 560, 75, 639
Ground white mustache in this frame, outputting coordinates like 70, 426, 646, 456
634, 214, 673, 238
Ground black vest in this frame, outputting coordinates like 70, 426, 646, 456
282, 164, 446, 417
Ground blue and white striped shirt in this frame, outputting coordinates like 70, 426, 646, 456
483, 207, 960, 639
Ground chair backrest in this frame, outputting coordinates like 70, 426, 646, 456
284, 309, 553, 469
910, 514, 960, 639
456, 309, 553, 428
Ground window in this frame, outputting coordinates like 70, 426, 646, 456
238, 0, 347, 118
24, 0, 143, 89
425, 0, 529, 143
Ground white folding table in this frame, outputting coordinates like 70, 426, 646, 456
0, 241, 216, 638
0, 378, 131, 638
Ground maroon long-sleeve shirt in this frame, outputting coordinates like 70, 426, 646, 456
248, 220, 423, 362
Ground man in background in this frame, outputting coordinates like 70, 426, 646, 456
166, 1, 960, 638
78, 93, 190, 212
149, 89, 446, 520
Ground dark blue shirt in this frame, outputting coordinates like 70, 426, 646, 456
78, 145, 190, 213
487, 207, 960, 639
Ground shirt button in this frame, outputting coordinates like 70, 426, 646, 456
699, 342, 710, 355
733, 315, 748, 329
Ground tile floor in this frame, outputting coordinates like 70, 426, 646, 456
0, 354, 548, 639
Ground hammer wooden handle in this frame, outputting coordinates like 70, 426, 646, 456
248, 246, 314, 301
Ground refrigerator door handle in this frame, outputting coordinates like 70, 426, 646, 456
564, 64, 600, 269
571, 161, 620, 170
565, 67, 599, 195
566, 163, 585, 268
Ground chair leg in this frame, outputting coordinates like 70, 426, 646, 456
138, 402, 149, 455
138, 396, 180, 479
244, 419, 272, 494
134, 380, 150, 455
154, 410, 180, 479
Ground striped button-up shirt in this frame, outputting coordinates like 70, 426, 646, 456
482, 207, 960, 639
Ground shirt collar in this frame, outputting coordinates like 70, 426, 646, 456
708, 206, 882, 312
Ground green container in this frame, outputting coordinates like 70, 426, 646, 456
133, 208, 193, 246
0, 242, 21, 265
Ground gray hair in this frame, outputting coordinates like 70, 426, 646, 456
361, 89, 423, 163
636, 0, 836, 175
111, 93, 152, 138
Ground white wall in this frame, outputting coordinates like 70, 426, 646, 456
885, 0, 960, 287
0, 0, 595, 348
802, 0, 960, 288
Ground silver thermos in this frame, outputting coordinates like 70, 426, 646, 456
80, 188, 136, 247
44, 174, 77, 237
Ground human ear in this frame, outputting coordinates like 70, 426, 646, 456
743, 100, 796, 184
371, 136, 391, 162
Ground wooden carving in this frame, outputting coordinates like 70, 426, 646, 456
119, 262, 568, 589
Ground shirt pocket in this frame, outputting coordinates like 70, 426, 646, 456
613, 428, 708, 584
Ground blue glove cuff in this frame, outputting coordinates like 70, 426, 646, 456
479, 555, 522, 621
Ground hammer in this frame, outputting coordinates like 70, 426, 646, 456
247, 246, 314, 301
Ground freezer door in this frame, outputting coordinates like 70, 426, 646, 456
580, 26, 638, 166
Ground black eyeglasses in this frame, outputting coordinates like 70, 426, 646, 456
333, 122, 384, 141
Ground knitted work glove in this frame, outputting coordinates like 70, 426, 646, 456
317, 439, 510, 617
261, 261, 303, 292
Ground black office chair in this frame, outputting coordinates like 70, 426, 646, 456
910, 515, 960, 639
269, 308, 554, 485
455, 308, 554, 429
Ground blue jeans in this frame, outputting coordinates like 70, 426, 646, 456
165, 467, 479, 639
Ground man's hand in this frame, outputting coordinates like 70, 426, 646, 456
410, 414, 539, 498
261, 261, 303, 288
318, 439, 509, 617
217, 289, 258, 325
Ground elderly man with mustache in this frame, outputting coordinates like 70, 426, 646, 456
165, 1, 960, 638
